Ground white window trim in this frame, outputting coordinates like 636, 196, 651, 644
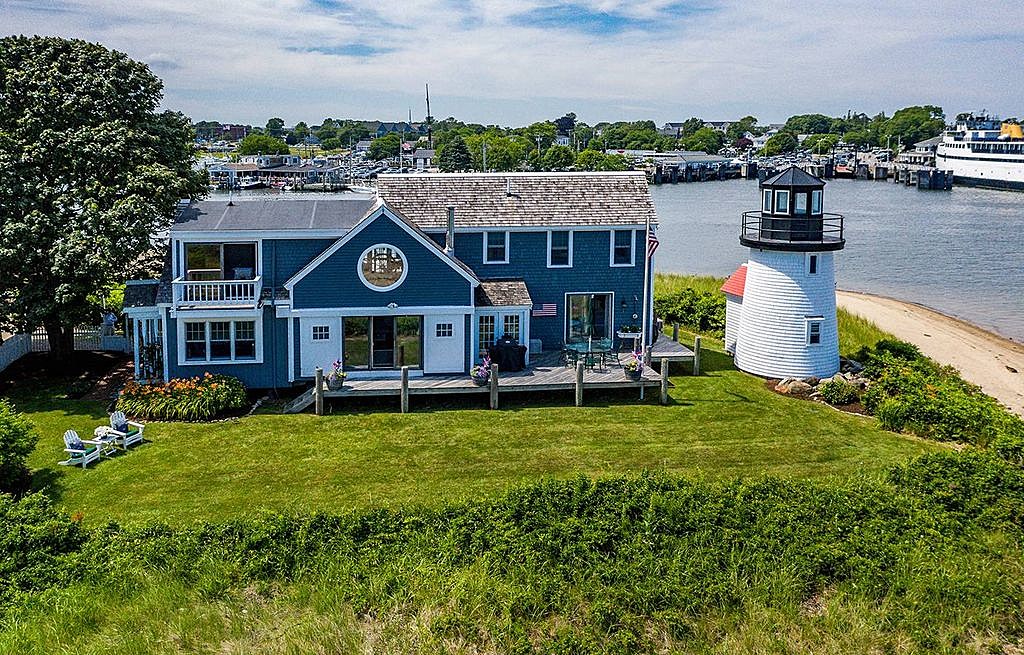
482, 231, 510, 264
178, 317, 264, 365
357, 243, 408, 292
774, 189, 790, 215
811, 189, 823, 214
547, 230, 573, 268
175, 238, 262, 281
762, 189, 772, 212
805, 316, 823, 346
435, 323, 454, 338
312, 324, 331, 341
609, 229, 636, 267
563, 291, 616, 343
806, 253, 819, 275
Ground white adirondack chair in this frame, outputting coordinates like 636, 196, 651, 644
107, 411, 145, 449
59, 430, 102, 468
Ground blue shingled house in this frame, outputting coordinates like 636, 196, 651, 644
122, 172, 658, 389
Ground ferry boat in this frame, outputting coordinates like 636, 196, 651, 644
935, 113, 1024, 190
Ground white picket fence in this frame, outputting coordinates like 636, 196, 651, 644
0, 334, 31, 375
0, 327, 130, 376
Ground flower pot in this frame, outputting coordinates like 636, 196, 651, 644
472, 377, 489, 387
626, 369, 642, 381
326, 377, 345, 391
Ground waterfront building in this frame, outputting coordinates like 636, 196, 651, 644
123, 173, 657, 387
412, 148, 435, 171
723, 166, 844, 379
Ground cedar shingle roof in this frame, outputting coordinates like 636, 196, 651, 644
123, 280, 159, 308
475, 279, 533, 307
376, 172, 657, 229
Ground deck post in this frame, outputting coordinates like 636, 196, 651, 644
400, 366, 410, 413
314, 367, 324, 416
660, 358, 669, 405
489, 363, 499, 410
672, 323, 679, 342
644, 346, 652, 367
575, 361, 584, 407
693, 336, 702, 375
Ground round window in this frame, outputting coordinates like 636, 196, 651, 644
358, 244, 407, 291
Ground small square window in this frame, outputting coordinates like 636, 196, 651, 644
312, 325, 330, 341
774, 190, 790, 214
806, 319, 822, 345
435, 323, 454, 338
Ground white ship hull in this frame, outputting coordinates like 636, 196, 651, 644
935, 148, 1024, 190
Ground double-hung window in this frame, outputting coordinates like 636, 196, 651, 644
484, 231, 508, 264
182, 319, 259, 363
548, 231, 571, 267
611, 230, 634, 266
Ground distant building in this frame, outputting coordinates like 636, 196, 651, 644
896, 135, 942, 167
555, 134, 571, 147
659, 122, 688, 137
412, 148, 435, 171
703, 121, 733, 134
354, 140, 373, 153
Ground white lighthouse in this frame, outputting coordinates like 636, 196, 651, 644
724, 166, 844, 379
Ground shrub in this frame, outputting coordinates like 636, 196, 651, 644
653, 287, 725, 336
0, 493, 86, 604
117, 373, 247, 421
0, 400, 38, 495
818, 378, 859, 406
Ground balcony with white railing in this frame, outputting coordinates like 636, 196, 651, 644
172, 276, 262, 308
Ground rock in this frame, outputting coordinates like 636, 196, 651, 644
787, 381, 814, 395
840, 358, 865, 374
802, 376, 820, 386
775, 378, 796, 393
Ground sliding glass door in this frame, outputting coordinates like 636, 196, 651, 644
566, 293, 612, 343
344, 316, 421, 370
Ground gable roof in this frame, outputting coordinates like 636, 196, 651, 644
171, 199, 375, 233
376, 172, 657, 229
721, 264, 747, 297
283, 201, 478, 291
475, 279, 533, 307
761, 166, 825, 188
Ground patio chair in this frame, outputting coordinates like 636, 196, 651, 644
59, 430, 102, 469
107, 411, 145, 449
563, 348, 579, 368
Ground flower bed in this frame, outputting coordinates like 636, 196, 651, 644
117, 373, 248, 421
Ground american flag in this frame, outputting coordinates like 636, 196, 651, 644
646, 227, 660, 258
532, 303, 557, 317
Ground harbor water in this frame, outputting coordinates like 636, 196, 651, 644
650, 179, 1024, 341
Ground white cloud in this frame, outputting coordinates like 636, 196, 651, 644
3, 0, 1021, 125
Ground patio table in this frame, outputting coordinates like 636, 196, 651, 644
92, 427, 121, 457
565, 338, 614, 369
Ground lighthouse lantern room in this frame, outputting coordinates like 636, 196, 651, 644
723, 166, 845, 379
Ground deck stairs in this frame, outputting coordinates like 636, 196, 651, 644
282, 385, 318, 414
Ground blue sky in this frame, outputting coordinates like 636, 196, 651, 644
4, 0, 1021, 126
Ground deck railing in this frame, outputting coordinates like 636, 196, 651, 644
173, 276, 262, 307
741, 211, 844, 246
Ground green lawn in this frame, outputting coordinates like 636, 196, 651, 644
15, 338, 939, 527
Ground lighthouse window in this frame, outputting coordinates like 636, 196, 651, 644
811, 190, 823, 213
774, 190, 790, 214
794, 193, 808, 214
808, 254, 818, 275
762, 189, 772, 212
806, 318, 823, 346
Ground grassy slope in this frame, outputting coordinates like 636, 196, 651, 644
16, 284, 932, 526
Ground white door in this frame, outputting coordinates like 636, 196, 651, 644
424, 314, 465, 373
300, 317, 341, 377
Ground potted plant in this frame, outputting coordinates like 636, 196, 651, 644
617, 323, 642, 337
326, 360, 347, 390
470, 354, 492, 386
624, 351, 644, 381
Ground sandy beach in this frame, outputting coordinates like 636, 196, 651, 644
837, 291, 1024, 417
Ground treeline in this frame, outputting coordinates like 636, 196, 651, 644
199, 105, 950, 167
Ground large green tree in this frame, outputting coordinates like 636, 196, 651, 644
683, 127, 725, 154
367, 133, 400, 160
237, 133, 291, 155
761, 131, 799, 156
437, 134, 471, 172
0, 36, 205, 356
782, 113, 833, 135
884, 105, 945, 147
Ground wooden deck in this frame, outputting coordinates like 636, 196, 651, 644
282, 336, 701, 413
329, 350, 661, 398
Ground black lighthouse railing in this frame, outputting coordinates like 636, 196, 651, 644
740, 211, 845, 251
